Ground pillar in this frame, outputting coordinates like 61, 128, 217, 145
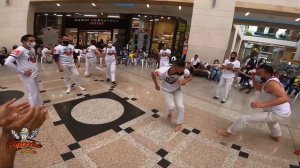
0, 0, 32, 49
294, 40, 300, 61
187, 0, 236, 63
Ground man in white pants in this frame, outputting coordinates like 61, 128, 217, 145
84, 40, 101, 77
5, 34, 42, 106
54, 35, 86, 94
102, 41, 118, 85
159, 45, 171, 68
214, 52, 240, 103
217, 64, 291, 141
151, 60, 192, 131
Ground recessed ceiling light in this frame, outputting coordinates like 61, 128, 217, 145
92, 3, 96, 6
161, 16, 164, 19
245, 12, 250, 16
144, 15, 147, 18
45, 13, 48, 16
66, 14, 71, 17
75, 13, 82, 15
147, 4, 150, 8
54, 13, 57, 16
150, 19, 153, 22
108, 15, 120, 18
295, 18, 300, 21
168, 17, 171, 20
101, 13, 103, 15
56, 3, 60, 7
138, 15, 141, 17
154, 19, 159, 21
57, 14, 63, 16
179, 6, 182, 10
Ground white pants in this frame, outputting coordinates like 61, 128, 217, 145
228, 112, 286, 137
162, 89, 185, 124
19, 76, 42, 106
84, 57, 96, 76
62, 63, 82, 88
216, 76, 234, 100
105, 60, 116, 82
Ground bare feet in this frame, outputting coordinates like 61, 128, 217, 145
269, 135, 280, 142
216, 129, 231, 137
167, 114, 172, 123
175, 124, 183, 132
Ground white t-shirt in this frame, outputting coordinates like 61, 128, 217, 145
54, 44, 75, 65
191, 58, 200, 65
10, 46, 38, 78
103, 46, 116, 62
154, 67, 190, 93
222, 59, 240, 78
159, 49, 171, 67
86, 45, 97, 58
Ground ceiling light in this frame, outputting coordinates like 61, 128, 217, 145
54, 13, 57, 16
147, 4, 150, 8
138, 15, 141, 17
150, 19, 153, 22
108, 15, 120, 18
92, 3, 96, 6
101, 13, 103, 15
57, 14, 63, 16
84, 14, 97, 17
56, 3, 60, 7
132, 17, 139, 20
144, 15, 147, 18
161, 16, 164, 19
154, 19, 159, 21
44, 13, 48, 16
179, 6, 182, 10
295, 18, 300, 22
168, 17, 171, 20
245, 12, 250, 16
66, 14, 71, 17
75, 13, 82, 15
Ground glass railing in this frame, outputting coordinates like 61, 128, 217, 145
240, 25, 299, 42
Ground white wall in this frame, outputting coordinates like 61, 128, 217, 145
236, 0, 300, 8
0, 0, 31, 49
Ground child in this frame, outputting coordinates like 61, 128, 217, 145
151, 60, 192, 131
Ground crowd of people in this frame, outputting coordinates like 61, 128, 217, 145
0, 33, 297, 166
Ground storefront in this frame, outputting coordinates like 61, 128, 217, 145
34, 13, 187, 54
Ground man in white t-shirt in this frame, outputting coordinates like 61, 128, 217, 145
85, 40, 101, 77
159, 45, 171, 68
5, 34, 42, 106
214, 52, 240, 103
102, 41, 118, 85
190, 55, 201, 72
151, 60, 192, 132
53, 35, 86, 94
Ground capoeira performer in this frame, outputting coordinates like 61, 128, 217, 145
151, 60, 192, 131
5, 34, 42, 106
102, 41, 118, 85
54, 35, 86, 94
217, 64, 291, 141
84, 40, 101, 77
159, 45, 171, 68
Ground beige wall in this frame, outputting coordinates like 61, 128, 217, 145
0, 0, 33, 50
187, 0, 236, 64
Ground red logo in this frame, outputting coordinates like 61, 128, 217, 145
11, 50, 20, 56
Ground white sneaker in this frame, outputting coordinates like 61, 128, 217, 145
79, 86, 86, 91
66, 87, 71, 94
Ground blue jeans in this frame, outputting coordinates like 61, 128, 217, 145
210, 69, 221, 80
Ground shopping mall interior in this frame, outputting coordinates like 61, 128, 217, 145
0, 0, 300, 168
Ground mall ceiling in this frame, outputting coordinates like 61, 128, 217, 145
31, 1, 300, 29
31, 2, 193, 22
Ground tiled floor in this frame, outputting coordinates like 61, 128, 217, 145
0, 62, 299, 168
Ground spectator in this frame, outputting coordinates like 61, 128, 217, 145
41, 47, 52, 63
279, 72, 290, 91
210, 59, 221, 81
287, 76, 300, 98
0, 47, 8, 66
190, 55, 201, 73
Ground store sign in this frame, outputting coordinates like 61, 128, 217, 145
66, 18, 130, 30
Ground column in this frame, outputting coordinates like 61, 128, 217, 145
294, 41, 300, 61
187, 0, 236, 64
0, 0, 31, 49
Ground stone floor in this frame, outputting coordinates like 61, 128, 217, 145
0, 62, 299, 168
